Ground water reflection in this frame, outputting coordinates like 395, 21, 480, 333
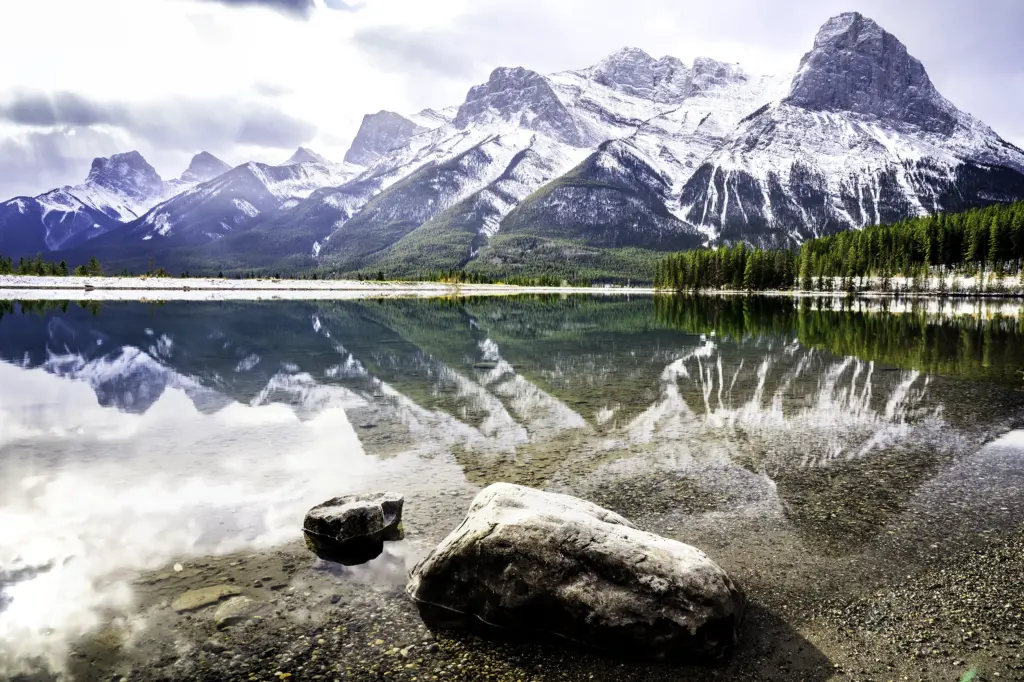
0, 295, 1022, 675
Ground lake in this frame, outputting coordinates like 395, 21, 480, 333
1, 294, 1023, 681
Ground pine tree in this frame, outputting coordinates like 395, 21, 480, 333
86, 256, 103, 276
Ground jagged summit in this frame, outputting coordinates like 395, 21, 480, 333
811, 11, 877, 47
85, 151, 164, 199
455, 66, 584, 146
573, 48, 750, 104
285, 147, 330, 166
343, 111, 426, 166
785, 11, 955, 131
180, 152, 231, 183
690, 57, 749, 92
587, 47, 691, 103
677, 11, 1024, 245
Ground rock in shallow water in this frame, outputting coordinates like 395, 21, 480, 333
214, 596, 263, 629
407, 483, 745, 661
303, 492, 404, 565
171, 585, 241, 613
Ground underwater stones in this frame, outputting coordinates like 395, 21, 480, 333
303, 492, 405, 565
407, 483, 745, 661
214, 595, 263, 629
171, 585, 241, 613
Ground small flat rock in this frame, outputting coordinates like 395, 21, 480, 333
171, 585, 241, 613
214, 596, 262, 629
472, 361, 498, 370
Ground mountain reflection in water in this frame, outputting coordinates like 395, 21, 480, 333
0, 294, 1022, 674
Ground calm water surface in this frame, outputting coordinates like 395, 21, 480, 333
1, 295, 1023, 677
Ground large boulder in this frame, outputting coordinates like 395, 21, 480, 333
407, 483, 744, 660
303, 492, 404, 565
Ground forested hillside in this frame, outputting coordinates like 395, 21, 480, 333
656, 201, 1024, 292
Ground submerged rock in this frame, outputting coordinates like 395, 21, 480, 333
303, 492, 404, 565
214, 596, 263, 629
407, 483, 745, 661
171, 585, 241, 613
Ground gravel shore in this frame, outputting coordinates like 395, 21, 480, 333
48, 512, 1023, 682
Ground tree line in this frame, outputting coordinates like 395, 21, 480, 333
418, 269, 592, 288
656, 201, 1024, 292
0, 254, 105, 277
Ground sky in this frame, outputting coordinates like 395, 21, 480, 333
0, 0, 1022, 198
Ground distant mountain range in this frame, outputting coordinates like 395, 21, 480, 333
2, 11, 1023, 281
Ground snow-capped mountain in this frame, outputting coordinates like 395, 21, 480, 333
93, 155, 362, 247
6, 12, 1024, 277
298, 48, 789, 274
343, 111, 429, 166
284, 147, 331, 166
678, 12, 1024, 244
179, 152, 231, 184
0, 151, 232, 257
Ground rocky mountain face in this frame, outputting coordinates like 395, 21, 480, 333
455, 67, 586, 147
785, 12, 955, 132
85, 151, 165, 206
180, 152, 231, 184
678, 12, 1024, 245
0, 151, 172, 256
343, 112, 427, 166
6, 12, 1024, 277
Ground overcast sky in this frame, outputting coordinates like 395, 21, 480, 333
1, 0, 1022, 198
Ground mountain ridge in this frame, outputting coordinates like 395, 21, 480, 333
4, 12, 1024, 280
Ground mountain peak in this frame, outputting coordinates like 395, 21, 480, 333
285, 147, 330, 165
690, 57, 748, 91
602, 46, 656, 64
180, 151, 230, 183
85, 151, 164, 198
454, 66, 584, 145
585, 47, 690, 103
786, 12, 955, 132
344, 111, 425, 166
812, 11, 874, 46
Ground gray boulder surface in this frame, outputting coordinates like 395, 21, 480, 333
407, 483, 745, 660
303, 491, 404, 565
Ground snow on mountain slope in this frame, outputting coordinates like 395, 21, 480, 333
407, 107, 456, 130
319, 129, 544, 272
118, 158, 362, 244
284, 147, 332, 166
678, 12, 1024, 245
0, 151, 236, 256
362, 134, 589, 274
305, 50, 781, 274
549, 55, 789, 236
495, 137, 702, 250
454, 67, 589, 147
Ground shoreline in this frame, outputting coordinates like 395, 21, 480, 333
0, 275, 655, 300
